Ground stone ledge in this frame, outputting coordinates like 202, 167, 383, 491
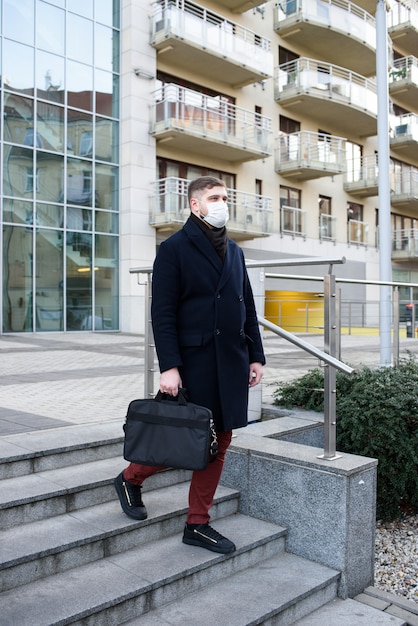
356, 586, 418, 625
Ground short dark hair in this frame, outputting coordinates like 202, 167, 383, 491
187, 176, 226, 203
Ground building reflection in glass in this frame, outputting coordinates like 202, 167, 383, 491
1, 1, 120, 332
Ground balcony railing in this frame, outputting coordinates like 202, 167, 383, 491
320, 214, 337, 242
150, 0, 273, 87
343, 154, 379, 196
391, 165, 418, 213
275, 130, 346, 180
281, 205, 306, 238
392, 228, 418, 260
388, 0, 418, 56
275, 58, 377, 137
149, 177, 273, 240
389, 55, 418, 110
274, 0, 377, 76
390, 113, 418, 161
348, 219, 368, 246
151, 84, 272, 162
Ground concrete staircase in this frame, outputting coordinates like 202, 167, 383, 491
0, 423, 406, 626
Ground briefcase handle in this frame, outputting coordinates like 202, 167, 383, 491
155, 387, 189, 405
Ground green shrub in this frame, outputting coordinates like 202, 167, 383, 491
273, 356, 418, 521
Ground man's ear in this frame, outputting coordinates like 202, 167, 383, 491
190, 198, 199, 214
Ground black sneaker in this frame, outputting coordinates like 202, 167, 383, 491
182, 523, 236, 554
114, 472, 147, 520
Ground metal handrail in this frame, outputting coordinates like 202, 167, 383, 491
258, 315, 353, 375
130, 255, 352, 460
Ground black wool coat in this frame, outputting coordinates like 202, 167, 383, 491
151, 217, 266, 432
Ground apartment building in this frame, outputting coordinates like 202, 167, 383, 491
1, 0, 417, 333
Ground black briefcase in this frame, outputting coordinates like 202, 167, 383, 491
123, 388, 218, 471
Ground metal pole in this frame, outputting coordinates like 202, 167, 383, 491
376, 0, 392, 366
143, 278, 155, 398
336, 285, 341, 361
320, 273, 341, 460
392, 286, 399, 366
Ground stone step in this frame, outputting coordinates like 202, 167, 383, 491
293, 598, 407, 625
0, 513, 291, 626
0, 456, 192, 529
0, 421, 125, 478
0, 482, 240, 592
118, 552, 340, 626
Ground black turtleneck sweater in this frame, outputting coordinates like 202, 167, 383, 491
189, 212, 228, 262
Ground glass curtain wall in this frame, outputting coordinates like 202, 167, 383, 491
1, 0, 120, 332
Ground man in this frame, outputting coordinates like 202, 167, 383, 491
115, 176, 265, 554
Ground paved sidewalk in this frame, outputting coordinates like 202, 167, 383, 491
1, 330, 418, 434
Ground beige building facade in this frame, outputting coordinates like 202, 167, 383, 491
1, 0, 417, 333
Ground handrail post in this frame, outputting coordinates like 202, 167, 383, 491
140, 274, 155, 398
393, 286, 399, 366
320, 272, 342, 460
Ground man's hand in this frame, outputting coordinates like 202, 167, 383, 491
160, 367, 182, 396
249, 362, 263, 387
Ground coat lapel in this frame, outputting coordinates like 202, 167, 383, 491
183, 218, 223, 273
183, 219, 242, 290
217, 240, 240, 291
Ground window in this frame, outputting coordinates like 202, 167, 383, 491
83, 170, 92, 194
24, 128, 42, 148
280, 115, 300, 134
347, 202, 367, 245
280, 185, 304, 236
80, 131, 93, 156
319, 195, 335, 241
25, 167, 39, 193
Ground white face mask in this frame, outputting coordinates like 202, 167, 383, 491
201, 201, 229, 228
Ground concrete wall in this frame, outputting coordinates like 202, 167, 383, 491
221, 421, 378, 599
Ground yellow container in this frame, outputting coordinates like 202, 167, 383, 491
265, 291, 324, 333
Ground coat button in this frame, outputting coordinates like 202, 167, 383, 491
217, 293, 221, 299
239, 329, 244, 336
215, 329, 221, 335
238, 295, 243, 301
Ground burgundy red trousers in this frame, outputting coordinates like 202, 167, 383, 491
123, 430, 232, 525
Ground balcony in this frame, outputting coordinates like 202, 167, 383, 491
320, 214, 337, 242
281, 205, 306, 238
149, 177, 273, 241
150, 0, 273, 87
351, 0, 375, 14
390, 113, 418, 162
388, 0, 418, 57
275, 58, 377, 138
348, 219, 369, 247
392, 228, 418, 260
274, 0, 377, 77
210, 0, 267, 12
275, 130, 346, 181
389, 56, 418, 111
344, 154, 378, 196
391, 165, 418, 216
151, 84, 272, 162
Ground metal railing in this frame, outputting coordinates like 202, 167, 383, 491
275, 57, 377, 115
388, 2, 418, 31
274, 0, 376, 49
280, 205, 306, 238
150, 0, 273, 74
347, 219, 369, 247
391, 112, 418, 140
151, 83, 272, 155
149, 177, 273, 235
130, 256, 354, 460
275, 130, 346, 172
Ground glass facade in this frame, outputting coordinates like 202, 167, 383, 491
1, 0, 120, 332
